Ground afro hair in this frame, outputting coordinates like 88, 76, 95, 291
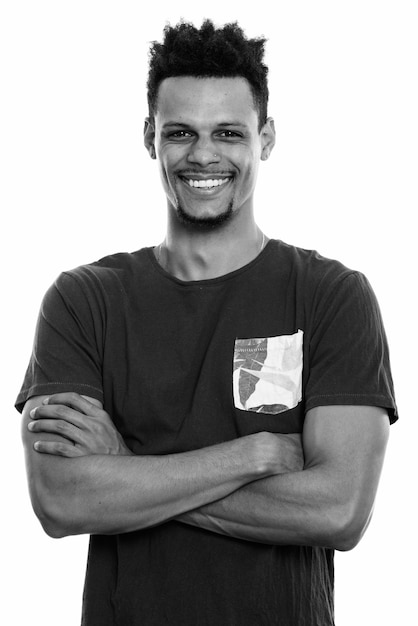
147, 19, 269, 129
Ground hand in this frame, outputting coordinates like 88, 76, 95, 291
28, 392, 133, 458
247, 431, 304, 476
271, 433, 304, 473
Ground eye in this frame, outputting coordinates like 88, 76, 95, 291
168, 130, 193, 139
218, 130, 243, 139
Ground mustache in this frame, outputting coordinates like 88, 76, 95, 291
176, 170, 235, 177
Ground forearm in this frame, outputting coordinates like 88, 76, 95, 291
23, 395, 306, 539
177, 465, 369, 551
177, 407, 390, 551
28, 434, 277, 538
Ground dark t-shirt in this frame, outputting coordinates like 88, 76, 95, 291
16, 239, 397, 625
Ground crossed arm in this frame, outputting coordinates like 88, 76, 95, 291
21, 393, 390, 550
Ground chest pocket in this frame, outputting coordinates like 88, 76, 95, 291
233, 330, 303, 415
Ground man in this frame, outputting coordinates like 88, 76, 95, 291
17, 20, 397, 626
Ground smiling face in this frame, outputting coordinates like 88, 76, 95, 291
145, 76, 275, 228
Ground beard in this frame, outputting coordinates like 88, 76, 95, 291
175, 199, 234, 229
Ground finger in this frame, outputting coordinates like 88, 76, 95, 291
30, 404, 88, 430
33, 440, 84, 457
42, 392, 102, 416
28, 418, 87, 445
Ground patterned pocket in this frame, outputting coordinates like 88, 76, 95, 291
233, 330, 303, 414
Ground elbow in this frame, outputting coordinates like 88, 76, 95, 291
32, 501, 70, 539
40, 517, 69, 539
33, 500, 74, 539
327, 503, 372, 552
38, 504, 83, 539
331, 530, 362, 552
30, 485, 82, 539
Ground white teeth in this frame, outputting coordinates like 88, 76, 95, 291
186, 178, 229, 188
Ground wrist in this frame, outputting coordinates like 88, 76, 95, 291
235, 432, 280, 479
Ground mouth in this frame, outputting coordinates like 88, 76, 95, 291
178, 175, 233, 192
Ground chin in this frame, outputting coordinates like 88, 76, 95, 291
176, 201, 234, 228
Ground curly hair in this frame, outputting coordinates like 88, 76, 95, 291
147, 19, 269, 130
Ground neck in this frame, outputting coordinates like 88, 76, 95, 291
156, 215, 267, 281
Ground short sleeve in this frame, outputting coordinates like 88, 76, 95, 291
15, 271, 104, 412
305, 271, 398, 423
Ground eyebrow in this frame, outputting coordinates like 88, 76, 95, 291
161, 121, 249, 129
161, 123, 191, 129
217, 122, 249, 128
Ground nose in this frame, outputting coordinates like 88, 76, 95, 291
187, 137, 221, 167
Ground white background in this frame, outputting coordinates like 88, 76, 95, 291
1, 1, 416, 624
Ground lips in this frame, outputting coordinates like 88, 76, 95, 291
179, 174, 233, 191
192, 178, 228, 188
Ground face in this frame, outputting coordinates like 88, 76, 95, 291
145, 76, 275, 227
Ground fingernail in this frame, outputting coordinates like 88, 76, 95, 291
30, 408, 37, 418
28, 422, 35, 430
42, 397, 50, 405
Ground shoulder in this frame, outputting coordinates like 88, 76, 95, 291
42, 248, 153, 314
67, 247, 151, 281
270, 238, 363, 292
265, 240, 380, 320
53, 247, 152, 294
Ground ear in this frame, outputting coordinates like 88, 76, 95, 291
260, 117, 276, 161
144, 117, 156, 159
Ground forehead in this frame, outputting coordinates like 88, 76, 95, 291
155, 76, 258, 127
